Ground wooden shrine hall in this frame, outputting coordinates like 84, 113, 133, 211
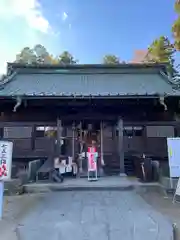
0, 62, 180, 178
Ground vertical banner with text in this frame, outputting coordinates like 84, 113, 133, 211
0, 141, 13, 219
0, 141, 13, 181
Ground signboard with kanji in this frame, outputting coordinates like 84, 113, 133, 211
0, 141, 13, 181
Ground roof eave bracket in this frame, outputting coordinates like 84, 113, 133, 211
159, 96, 167, 111
13, 96, 22, 112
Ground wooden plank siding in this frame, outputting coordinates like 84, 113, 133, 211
123, 124, 175, 158
0, 120, 178, 160
1, 122, 56, 159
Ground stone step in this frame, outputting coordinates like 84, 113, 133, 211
23, 178, 162, 194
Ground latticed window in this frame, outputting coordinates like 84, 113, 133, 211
3, 127, 32, 138
35, 126, 57, 138
122, 126, 144, 137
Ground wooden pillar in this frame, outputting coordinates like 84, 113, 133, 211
79, 121, 83, 172
31, 125, 36, 150
112, 122, 116, 154
118, 117, 126, 175
100, 121, 104, 166
72, 122, 75, 160
57, 118, 62, 156
98, 121, 105, 176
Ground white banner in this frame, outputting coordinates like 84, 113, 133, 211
0, 141, 13, 181
167, 138, 180, 178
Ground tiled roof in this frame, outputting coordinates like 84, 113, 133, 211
0, 71, 178, 97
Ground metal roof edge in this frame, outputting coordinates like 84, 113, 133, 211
1, 94, 162, 99
159, 70, 180, 90
0, 71, 17, 90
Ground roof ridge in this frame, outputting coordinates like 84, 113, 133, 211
7, 62, 167, 70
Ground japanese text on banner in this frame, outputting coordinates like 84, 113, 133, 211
0, 143, 8, 177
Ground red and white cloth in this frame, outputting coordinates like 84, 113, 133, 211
0, 163, 7, 177
87, 147, 98, 171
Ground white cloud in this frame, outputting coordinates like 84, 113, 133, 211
62, 12, 68, 21
0, 0, 55, 73
0, 0, 50, 33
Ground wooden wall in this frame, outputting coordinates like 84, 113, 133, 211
0, 123, 56, 159
0, 120, 177, 161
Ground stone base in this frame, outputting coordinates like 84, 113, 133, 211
160, 176, 178, 190
99, 167, 104, 177
119, 173, 127, 177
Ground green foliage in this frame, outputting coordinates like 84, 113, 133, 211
172, 16, 180, 50
172, 1, 180, 50
103, 54, 120, 64
58, 51, 77, 64
147, 36, 175, 76
148, 36, 174, 63
175, 0, 180, 14
34, 44, 50, 64
15, 47, 37, 64
15, 46, 77, 65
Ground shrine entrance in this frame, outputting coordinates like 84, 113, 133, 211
77, 122, 100, 145
56, 118, 119, 178
76, 121, 103, 176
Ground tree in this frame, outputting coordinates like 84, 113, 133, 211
58, 51, 77, 65
147, 36, 175, 76
103, 54, 120, 64
175, 0, 180, 13
34, 44, 50, 64
15, 48, 77, 65
15, 45, 59, 65
172, 1, 180, 50
0, 74, 6, 82
15, 47, 37, 64
46, 55, 59, 65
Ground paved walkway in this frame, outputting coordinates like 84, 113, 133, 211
18, 191, 173, 240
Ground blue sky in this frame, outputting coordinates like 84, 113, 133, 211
0, 0, 177, 72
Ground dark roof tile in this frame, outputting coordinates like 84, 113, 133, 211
0, 71, 178, 97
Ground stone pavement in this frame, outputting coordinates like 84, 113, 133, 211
18, 191, 173, 240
